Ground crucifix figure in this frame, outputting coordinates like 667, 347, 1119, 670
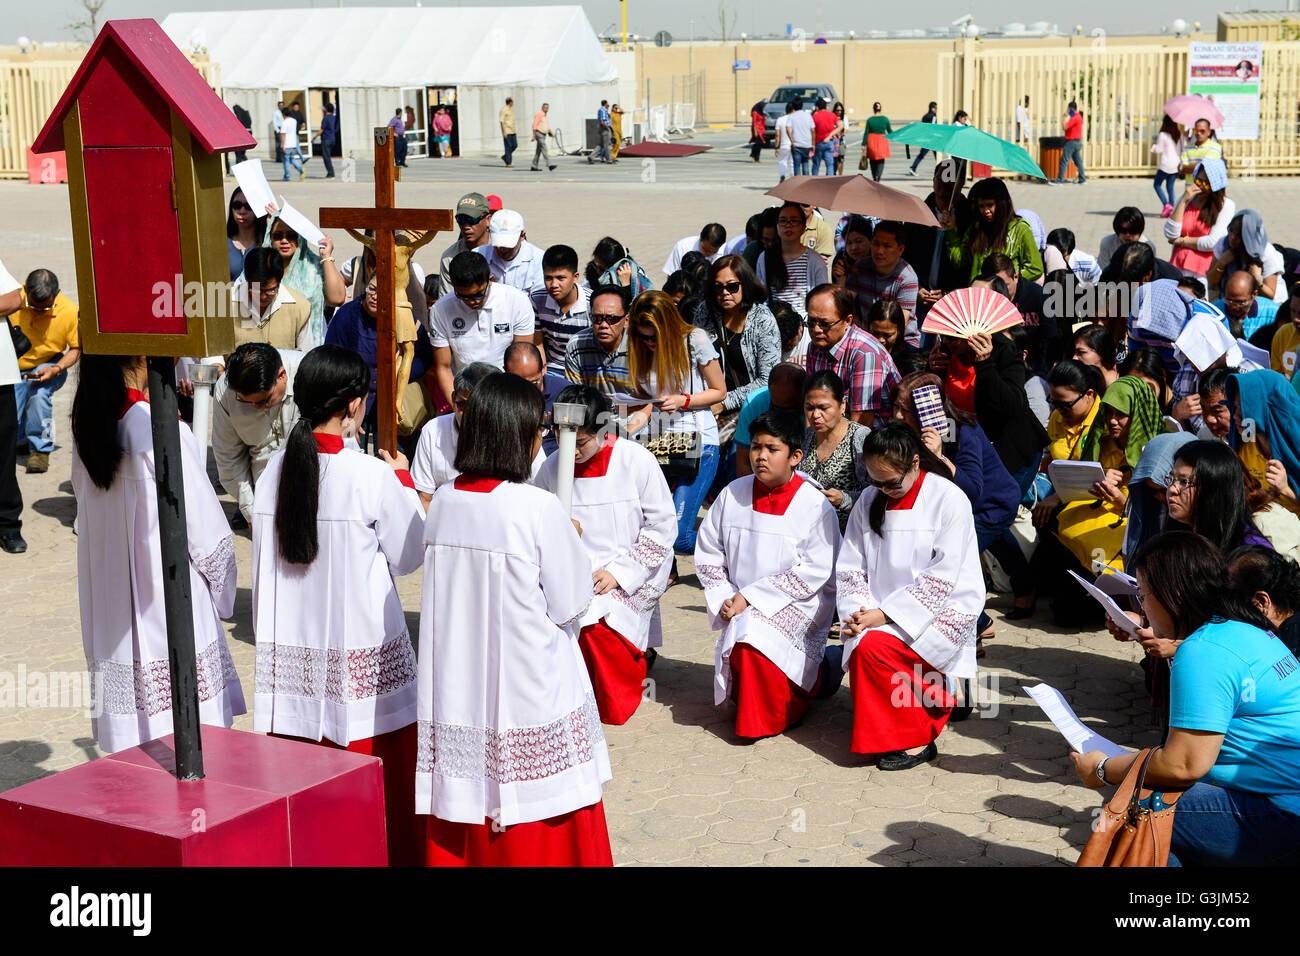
319, 127, 452, 454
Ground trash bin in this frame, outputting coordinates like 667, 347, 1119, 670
1039, 135, 1075, 180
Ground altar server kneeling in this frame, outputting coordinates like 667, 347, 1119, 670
419, 372, 613, 866
695, 411, 841, 738
535, 386, 676, 724
251, 345, 427, 864
837, 423, 984, 770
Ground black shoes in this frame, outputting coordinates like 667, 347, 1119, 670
1, 531, 27, 554
1003, 601, 1036, 621
877, 741, 938, 771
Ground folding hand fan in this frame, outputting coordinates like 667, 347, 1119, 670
921, 287, 1023, 338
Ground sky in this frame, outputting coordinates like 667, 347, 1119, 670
13, 0, 1237, 44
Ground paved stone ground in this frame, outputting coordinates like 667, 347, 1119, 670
3, 132, 1296, 865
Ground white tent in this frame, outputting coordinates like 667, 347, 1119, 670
162, 6, 618, 158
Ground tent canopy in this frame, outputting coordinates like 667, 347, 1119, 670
161, 5, 618, 90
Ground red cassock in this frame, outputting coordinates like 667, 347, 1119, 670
729, 643, 814, 738
579, 619, 647, 725
274, 723, 422, 866
847, 632, 953, 753
426, 802, 614, 867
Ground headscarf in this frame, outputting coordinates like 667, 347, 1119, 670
1194, 157, 1229, 192
1228, 368, 1300, 494
264, 211, 325, 346
1131, 279, 1194, 344
1124, 431, 1197, 559
1081, 375, 1164, 468
1174, 311, 1241, 373
1230, 209, 1269, 261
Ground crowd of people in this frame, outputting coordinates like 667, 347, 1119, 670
7, 129, 1300, 867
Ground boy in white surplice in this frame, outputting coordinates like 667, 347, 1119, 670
695, 411, 841, 738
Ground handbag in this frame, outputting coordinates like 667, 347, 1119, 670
9, 322, 30, 361
1076, 748, 1183, 867
858, 151, 870, 171
397, 380, 433, 437
639, 428, 703, 480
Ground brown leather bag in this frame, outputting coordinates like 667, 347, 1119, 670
1077, 748, 1183, 867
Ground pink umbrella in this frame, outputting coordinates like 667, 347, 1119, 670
1162, 95, 1225, 130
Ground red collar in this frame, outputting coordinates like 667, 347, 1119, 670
574, 435, 617, 479
454, 473, 505, 493
314, 433, 344, 454
120, 387, 149, 419
752, 473, 804, 516
886, 470, 926, 511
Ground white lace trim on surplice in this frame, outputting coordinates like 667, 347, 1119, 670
255, 630, 417, 703
416, 694, 603, 785
90, 638, 239, 718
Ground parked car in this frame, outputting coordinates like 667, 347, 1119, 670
762, 84, 839, 146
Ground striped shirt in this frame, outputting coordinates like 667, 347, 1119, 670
564, 326, 633, 397
804, 323, 900, 415
531, 285, 591, 369
847, 257, 920, 345
756, 249, 827, 316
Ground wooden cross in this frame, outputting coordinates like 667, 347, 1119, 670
319, 126, 453, 454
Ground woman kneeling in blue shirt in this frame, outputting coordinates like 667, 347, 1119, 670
1072, 530, 1300, 866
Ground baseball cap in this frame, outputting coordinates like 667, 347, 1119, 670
456, 192, 490, 218
489, 209, 524, 247
486, 194, 503, 212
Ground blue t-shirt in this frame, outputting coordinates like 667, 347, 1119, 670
734, 387, 771, 447
1212, 296, 1279, 340
1169, 618, 1300, 815
323, 298, 434, 416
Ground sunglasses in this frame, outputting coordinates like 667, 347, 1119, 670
270, 231, 298, 242
713, 280, 742, 295
455, 214, 487, 226
455, 288, 488, 304
1049, 393, 1087, 413
590, 313, 624, 325
230, 201, 251, 212
636, 330, 658, 342
805, 317, 845, 332
867, 458, 918, 490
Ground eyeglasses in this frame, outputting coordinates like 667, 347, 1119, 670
455, 214, 487, 226
713, 280, 742, 295
269, 230, 298, 242
1049, 393, 1087, 413
590, 313, 624, 325
805, 316, 846, 332
777, 217, 804, 227
235, 391, 276, 409
230, 201, 251, 212
1163, 473, 1197, 491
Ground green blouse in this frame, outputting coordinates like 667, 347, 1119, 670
861, 114, 892, 144
944, 215, 1045, 282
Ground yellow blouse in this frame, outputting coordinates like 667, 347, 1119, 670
1239, 441, 1300, 517
1046, 398, 1101, 464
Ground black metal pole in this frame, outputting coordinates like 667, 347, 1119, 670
145, 356, 204, 781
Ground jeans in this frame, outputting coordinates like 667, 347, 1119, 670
1168, 782, 1300, 867
503, 132, 517, 165
0, 385, 20, 535
812, 140, 835, 175
319, 139, 335, 177
910, 147, 930, 171
791, 148, 811, 176
281, 147, 303, 180
532, 137, 551, 169
1153, 170, 1177, 207
1057, 139, 1085, 182
394, 136, 408, 166
671, 443, 719, 553
13, 363, 67, 453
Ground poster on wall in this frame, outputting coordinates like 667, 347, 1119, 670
1188, 41, 1263, 140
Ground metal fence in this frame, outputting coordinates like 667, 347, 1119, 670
942, 40, 1300, 177
631, 72, 703, 141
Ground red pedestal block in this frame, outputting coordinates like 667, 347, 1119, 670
0, 727, 387, 866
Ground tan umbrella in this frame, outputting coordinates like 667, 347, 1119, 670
765, 174, 939, 227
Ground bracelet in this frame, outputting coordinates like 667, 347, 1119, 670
682, 393, 691, 409
321, 256, 335, 264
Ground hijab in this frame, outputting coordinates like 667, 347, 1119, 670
1231, 209, 1269, 261
1082, 375, 1163, 468
1228, 368, 1300, 493
263, 211, 325, 347
1124, 431, 1197, 558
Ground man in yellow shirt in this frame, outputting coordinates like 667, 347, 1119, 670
8, 269, 80, 473
499, 97, 517, 168
1270, 279, 1300, 378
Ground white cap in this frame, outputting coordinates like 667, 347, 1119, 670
489, 209, 524, 248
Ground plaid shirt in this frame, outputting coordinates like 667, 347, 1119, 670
804, 323, 900, 415
564, 326, 632, 397
847, 257, 920, 345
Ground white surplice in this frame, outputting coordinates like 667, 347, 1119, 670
416, 478, 611, 825
72, 397, 245, 754
250, 443, 425, 745
410, 411, 545, 494
533, 437, 676, 650
694, 475, 841, 705
835, 471, 984, 680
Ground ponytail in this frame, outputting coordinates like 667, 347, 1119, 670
274, 345, 370, 565
72, 354, 136, 490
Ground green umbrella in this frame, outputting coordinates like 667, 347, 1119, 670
888, 123, 1045, 180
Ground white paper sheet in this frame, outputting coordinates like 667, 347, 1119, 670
1048, 459, 1107, 502
1067, 569, 1143, 637
1093, 567, 1139, 598
231, 159, 275, 218
276, 198, 326, 250
606, 392, 653, 406
1025, 683, 1127, 757
1237, 338, 1269, 369
1163, 415, 1183, 433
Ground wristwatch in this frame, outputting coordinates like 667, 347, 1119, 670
1095, 756, 1109, 785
